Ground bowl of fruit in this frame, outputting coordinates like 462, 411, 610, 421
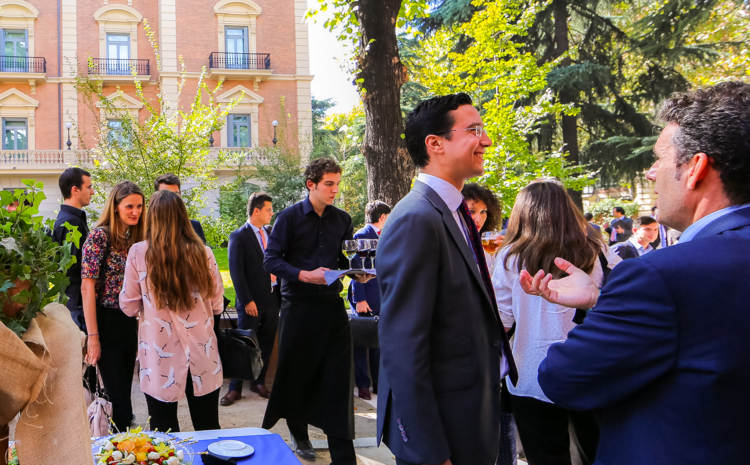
92, 427, 193, 465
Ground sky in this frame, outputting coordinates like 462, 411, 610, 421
306, 0, 362, 115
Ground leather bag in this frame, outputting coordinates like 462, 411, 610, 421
86, 366, 112, 437
350, 314, 379, 348
216, 308, 263, 381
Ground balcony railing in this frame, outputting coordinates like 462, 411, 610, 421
0, 56, 46, 74
209, 52, 270, 70
88, 58, 150, 76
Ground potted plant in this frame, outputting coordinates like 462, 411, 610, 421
0, 179, 79, 337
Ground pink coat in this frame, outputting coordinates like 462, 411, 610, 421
120, 241, 224, 402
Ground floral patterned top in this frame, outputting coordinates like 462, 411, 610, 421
81, 227, 129, 309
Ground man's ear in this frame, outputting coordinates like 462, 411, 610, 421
306, 180, 316, 191
686, 153, 710, 190
425, 134, 444, 156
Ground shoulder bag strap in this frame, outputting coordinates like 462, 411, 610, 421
96, 228, 112, 305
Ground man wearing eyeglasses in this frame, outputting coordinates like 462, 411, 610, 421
377, 93, 517, 465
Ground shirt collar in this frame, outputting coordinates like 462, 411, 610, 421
417, 172, 463, 212
628, 235, 652, 253
302, 196, 332, 217
679, 203, 750, 243
246, 220, 262, 234
60, 204, 86, 220
369, 223, 381, 234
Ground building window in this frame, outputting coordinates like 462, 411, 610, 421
228, 115, 251, 148
106, 33, 130, 75
225, 27, 248, 69
2, 118, 28, 150
107, 119, 128, 146
1, 29, 28, 72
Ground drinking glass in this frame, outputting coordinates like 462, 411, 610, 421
481, 231, 501, 255
356, 239, 370, 269
342, 240, 358, 270
367, 239, 378, 270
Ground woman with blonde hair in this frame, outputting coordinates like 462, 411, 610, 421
120, 190, 224, 432
492, 179, 621, 465
81, 180, 146, 433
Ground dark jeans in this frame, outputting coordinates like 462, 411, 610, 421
510, 394, 599, 465
288, 420, 356, 465
353, 346, 379, 391
146, 370, 221, 433
96, 305, 138, 434
228, 303, 279, 391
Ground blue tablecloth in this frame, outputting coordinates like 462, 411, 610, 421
192, 434, 300, 464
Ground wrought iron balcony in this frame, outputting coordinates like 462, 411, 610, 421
0, 56, 46, 74
209, 52, 271, 70
88, 58, 150, 76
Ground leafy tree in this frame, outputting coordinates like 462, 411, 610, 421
73, 19, 242, 215
311, 96, 337, 158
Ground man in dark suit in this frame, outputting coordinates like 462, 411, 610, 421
584, 212, 601, 235
221, 193, 281, 405
604, 207, 633, 245
520, 81, 750, 465
612, 216, 658, 260
154, 173, 206, 243
347, 200, 390, 400
377, 93, 517, 465
53, 167, 93, 331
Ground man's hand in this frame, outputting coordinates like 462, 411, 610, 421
299, 268, 330, 285
519, 257, 599, 309
270, 273, 277, 285
356, 300, 372, 314
245, 301, 258, 317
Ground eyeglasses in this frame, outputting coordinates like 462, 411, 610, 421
437, 126, 488, 138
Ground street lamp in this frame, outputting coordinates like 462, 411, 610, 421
272, 120, 278, 146
65, 122, 73, 150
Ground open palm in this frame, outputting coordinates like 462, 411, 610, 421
519, 258, 600, 309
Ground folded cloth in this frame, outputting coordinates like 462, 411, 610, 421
324, 269, 377, 286
193, 434, 300, 465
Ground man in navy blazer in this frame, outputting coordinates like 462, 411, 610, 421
377, 94, 517, 465
347, 200, 390, 400
520, 82, 750, 465
222, 193, 281, 405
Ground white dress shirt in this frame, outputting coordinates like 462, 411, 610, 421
678, 204, 750, 243
492, 246, 621, 402
247, 221, 267, 251
627, 236, 653, 256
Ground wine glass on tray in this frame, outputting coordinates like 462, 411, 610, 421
366, 239, 378, 270
356, 239, 370, 270
342, 240, 357, 270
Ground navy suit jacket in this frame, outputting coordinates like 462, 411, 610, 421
191, 219, 206, 244
539, 206, 750, 465
347, 223, 381, 315
611, 240, 640, 260
228, 223, 280, 313
376, 181, 511, 465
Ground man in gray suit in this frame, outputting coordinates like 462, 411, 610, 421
377, 93, 518, 465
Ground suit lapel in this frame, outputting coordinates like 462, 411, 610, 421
412, 181, 492, 306
244, 223, 263, 256
692, 206, 750, 241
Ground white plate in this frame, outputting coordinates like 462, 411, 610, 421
208, 440, 255, 458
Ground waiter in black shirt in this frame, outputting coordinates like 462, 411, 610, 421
263, 158, 358, 465
52, 167, 93, 331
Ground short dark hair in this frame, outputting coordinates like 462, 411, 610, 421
365, 201, 391, 224
461, 183, 502, 233
658, 81, 750, 205
404, 93, 474, 168
247, 192, 272, 218
613, 206, 626, 215
304, 158, 342, 190
633, 216, 658, 228
584, 212, 594, 221
59, 167, 91, 199
154, 173, 180, 191
651, 206, 658, 213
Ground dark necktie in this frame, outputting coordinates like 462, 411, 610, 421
458, 199, 519, 384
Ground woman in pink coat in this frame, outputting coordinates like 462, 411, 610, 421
120, 190, 224, 432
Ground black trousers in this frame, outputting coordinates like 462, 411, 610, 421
288, 419, 356, 465
96, 305, 138, 433
510, 394, 599, 465
353, 346, 379, 391
229, 302, 279, 390
145, 369, 221, 433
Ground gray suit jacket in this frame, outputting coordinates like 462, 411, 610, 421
377, 180, 510, 465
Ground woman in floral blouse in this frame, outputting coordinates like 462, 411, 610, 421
81, 181, 145, 433
120, 190, 224, 432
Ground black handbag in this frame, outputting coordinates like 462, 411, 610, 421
349, 314, 379, 348
215, 305, 264, 381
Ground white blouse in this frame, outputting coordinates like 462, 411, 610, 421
492, 246, 621, 403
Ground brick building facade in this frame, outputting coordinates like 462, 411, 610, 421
0, 0, 312, 218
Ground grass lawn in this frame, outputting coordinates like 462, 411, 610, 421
213, 247, 235, 304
